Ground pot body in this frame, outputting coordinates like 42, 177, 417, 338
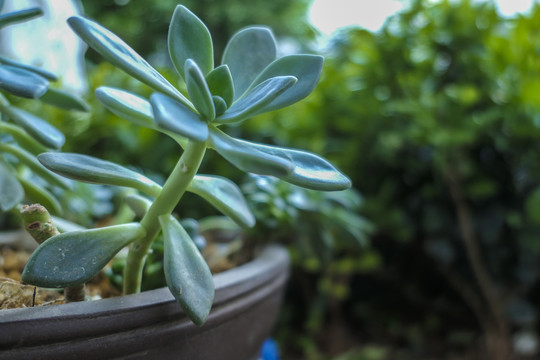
0, 245, 289, 360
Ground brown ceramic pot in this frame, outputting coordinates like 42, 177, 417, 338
0, 245, 289, 360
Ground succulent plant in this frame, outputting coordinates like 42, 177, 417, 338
21, 5, 350, 326
0, 3, 88, 216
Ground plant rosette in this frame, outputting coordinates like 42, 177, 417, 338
19, 4, 351, 329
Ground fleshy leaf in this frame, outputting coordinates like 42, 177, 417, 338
22, 223, 145, 288
95, 87, 154, 128
0, 65, 49, 98
0, 106, 64, 149
159, 215, 214, 326
0, 163, 24, 211
0, 143, 70, 189
185, 59, 215, 121
96, 87, 188, 147
189, 175, 255, 228
17, 177, 62, 215
0, 7, 42, 28
247, 54, 324, 113
212, 96, 227, 116
168, 5, 213, 79
150, 92, 208, 142
208, 127, 294, 177
38, 153, 162, 197
0, 56, 57, 81
215, 76, 297, 124
67, 16, 191, 107
0, 122, 48, 155
40, 88, 90, 112
206, 65, 234, 107
222, 26, 277, 100
234, 139, 352, 191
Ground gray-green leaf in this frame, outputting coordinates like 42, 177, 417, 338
0, 143, 70, 190
189, 175, 255, 228
95, 87, 154, 128
234, 139, 352, 191
222, 26, 276, 100
247, 54, 324, 113
185, 59, 215, 121
160, 215, 214, 326
67, 16, 191, 107
0, 162, 24, 211
0, 56, 57, 81
208, 127, 294, 177
168, 5, 213, 79
40, 88, 90, 112
22, 223, 145, 287
215, 76, 297, 124
151, 92, 208, 142
0, 106, 64, 149
0, 7, 42, 28
38, 152, 162, 197
0, 65, 49, 99
206, 65, 234, 107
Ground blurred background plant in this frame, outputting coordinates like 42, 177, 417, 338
5, 0, 540, 358
0, 1, 92, 233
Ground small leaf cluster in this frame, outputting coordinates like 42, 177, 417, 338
0, 3, 88, 215
22, 5, 351, 325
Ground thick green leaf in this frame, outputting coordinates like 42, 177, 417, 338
17, 177, 62, 215
247, 54, 324, 113
0, 65, 49, 99
206, 65, 234, 107
0, 122, 48, 155
208, 127, 294, 177
215, 76, 297, 124
150, 92, 208, 142
159, 215, 214, 326
38, 153, 162, 197
189, 175, 255, 228
67, 16, 191, 107
22, 223, 145, 288
212, 96, 227, 116
0, 162, 24, 211
0, 7, 42, 28
40, 88, 90, 112
0, 143, 70, 189
96, 87, 188, 148
185, 59, 215, 121
234, 139, 352, 191
168, 5, 213, 79
222, 27, 277, 100
95, 87, 154, 128
0, 56, 57, 81
1, 106, 64, 149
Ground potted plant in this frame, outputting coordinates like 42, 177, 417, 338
1, 4, 351, 359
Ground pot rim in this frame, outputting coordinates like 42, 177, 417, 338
0, 244, 289, 322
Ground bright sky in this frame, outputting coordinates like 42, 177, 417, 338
309, 0, 538, 34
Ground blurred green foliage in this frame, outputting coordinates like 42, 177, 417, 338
81, 0, 316, 63
242, 0, 540, 358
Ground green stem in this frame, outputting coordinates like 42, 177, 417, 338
123, 140, 207, 294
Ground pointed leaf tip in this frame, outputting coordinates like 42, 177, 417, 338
168, 5, 213, 79
160, 215, 214, 326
